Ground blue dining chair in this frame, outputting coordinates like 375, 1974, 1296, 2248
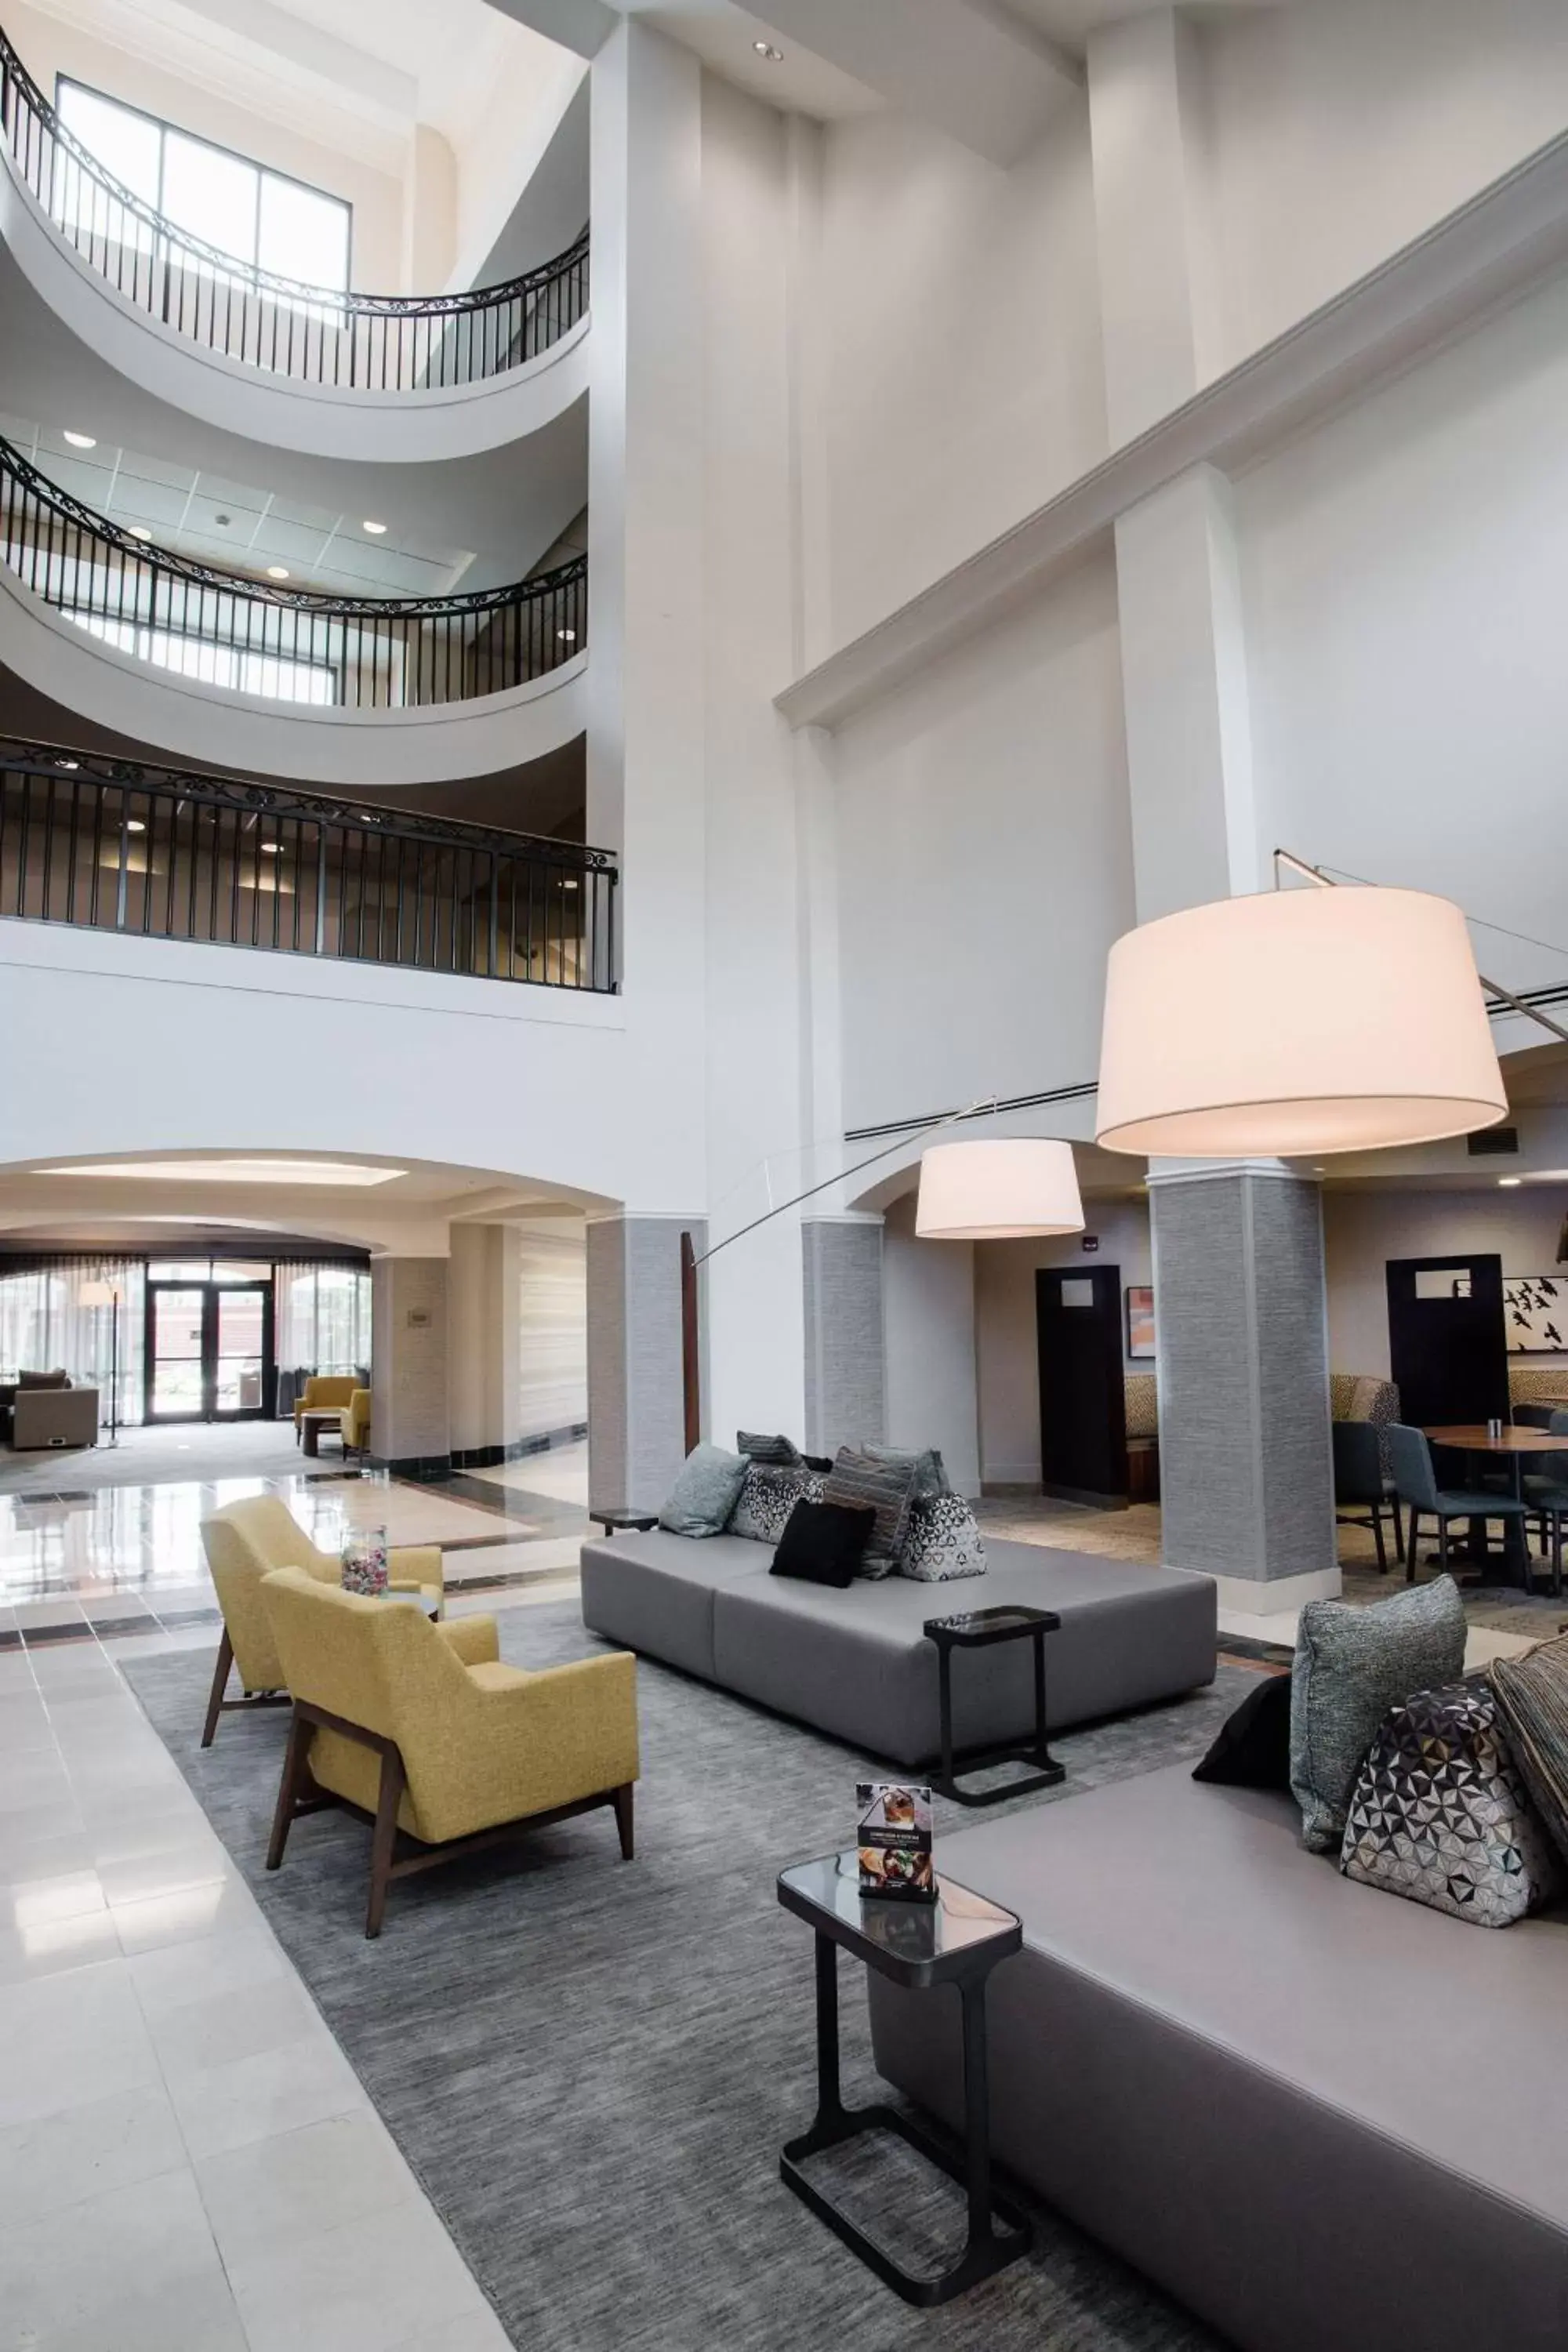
1385, 1424, 1529, 1584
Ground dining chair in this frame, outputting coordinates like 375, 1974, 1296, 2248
1332, 1420, 1404, 1573
1385, 1424, 1529, 1584
1521, 1409, 1568, 1599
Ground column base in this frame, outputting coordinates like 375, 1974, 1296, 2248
1211, 1563, 1342, 1632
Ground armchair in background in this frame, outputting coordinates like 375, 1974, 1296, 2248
293, 1375, 358, 1442
261, 1566, 640, 1936
341, 1388, 372, 1459
198, 1494, 444, 1747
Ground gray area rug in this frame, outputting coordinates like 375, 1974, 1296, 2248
124, 1610, 1253, 2352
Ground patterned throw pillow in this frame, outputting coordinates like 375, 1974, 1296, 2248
1341, 1681, 1560, 1927
896, 1493, 987, 1582
1290, 1574, 1467, 1853
728, 1463, 821, 1544
1489, 1633, 1568, 1868
820, 1447, 919, 1579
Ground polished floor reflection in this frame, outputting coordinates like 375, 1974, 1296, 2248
0, 1434, 590, 1653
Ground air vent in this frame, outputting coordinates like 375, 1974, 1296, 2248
1468, 1126, 1520, 1157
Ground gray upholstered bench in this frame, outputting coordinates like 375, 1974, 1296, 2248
869, 1765, 1568, 2352
579, 1530, 1216, 1765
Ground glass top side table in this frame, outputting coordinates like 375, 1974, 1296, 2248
776, 1849, 1031, 2306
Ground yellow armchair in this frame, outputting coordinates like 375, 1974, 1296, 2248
341, 1388, 372, 1458
198, 1494, 444, 1748
293, 1375, 358, 1439
260, 1566, 639, 1936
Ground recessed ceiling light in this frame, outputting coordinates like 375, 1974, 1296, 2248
561, 877, 579, 891
43, 1158, 405, 1187
62, 430, 96, 448
125, 819, 146, 833
753, 39, 782, 60
58, 758, 79, 771
128, 526, 152, 541
258, 842, 282, 855
361, 519, 387, 535
1498, 1176, 1523, 1187
266, 565, 290, 580
557, 627, 577, 642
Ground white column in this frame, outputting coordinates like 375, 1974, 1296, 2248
1087, 5, 1219, 447
1115, 462, 1259, 922
369, 1256, 450, 1475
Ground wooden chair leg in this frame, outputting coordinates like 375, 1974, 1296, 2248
1392, 1495, 1405, 1566
1554, 1512, 1563, 1602
612, 1782, 634, 1862
1438, 1519, 1449, 1576
1371, 1506, 1388, 1574
365, 1748, 407, 1940
201, 1630, 234, 1749
266, 1711, 314, 1871
1406, 1510, 1419, 1583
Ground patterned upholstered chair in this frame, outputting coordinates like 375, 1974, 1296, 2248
260, 1566, 639, 1936
198, 1494, 443, 1748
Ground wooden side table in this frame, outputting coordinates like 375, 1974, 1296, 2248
777, 1850, 1030, 2305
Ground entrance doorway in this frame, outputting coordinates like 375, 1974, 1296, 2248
145, 1276, 274, 1422
1036, 1264, 1129, 1508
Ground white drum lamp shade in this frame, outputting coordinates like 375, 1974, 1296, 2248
916, 1139, 1084, 1240
1095, 886, 1508, 1157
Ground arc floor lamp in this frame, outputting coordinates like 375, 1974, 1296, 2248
677, 853, 1564, 1455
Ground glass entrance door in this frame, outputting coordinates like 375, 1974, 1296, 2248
145, 1280, 273, 1421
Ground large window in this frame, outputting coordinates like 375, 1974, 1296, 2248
54, 79, 351, 293
0, 1260, 146, 1428
278, 1264, 372, 1379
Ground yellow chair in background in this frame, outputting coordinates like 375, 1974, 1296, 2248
293, 1374, 358, 1442
198, 1494, 444, 1748
261, 1566, 640, 1936
341, 1388, 372, 1459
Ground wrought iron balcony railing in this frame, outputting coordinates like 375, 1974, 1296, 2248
0, 437, 586, 710
0, 738, 616, 991
0, 28, 588, 390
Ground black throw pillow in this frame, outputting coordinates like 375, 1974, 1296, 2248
770, 1499, 874, 1589
1192, 1672, 1292, 1791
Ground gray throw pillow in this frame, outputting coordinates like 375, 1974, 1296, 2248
820, 1446, 919, 1578
862, 1443, 951, 1502
1290, 1576, 1467, 1853
658, 1443, 749, 1539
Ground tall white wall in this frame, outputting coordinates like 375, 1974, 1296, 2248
817, 103, 1106, 648
1201, 0, 1568, 373
517, 1225, 588, 1439
1236, 267, 1568, 1004
831, 550, 1131, 1135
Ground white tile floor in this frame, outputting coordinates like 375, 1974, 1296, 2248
0, 1633, 512, 2350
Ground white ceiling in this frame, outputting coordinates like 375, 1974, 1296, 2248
0, 412, 477, 597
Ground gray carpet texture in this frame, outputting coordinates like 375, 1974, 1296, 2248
124, 1608, 1251, 2352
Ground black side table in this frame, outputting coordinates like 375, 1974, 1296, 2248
777, 1851, 1030, 2305
924, 1605, 1065, 1807
588, 1508, 659, 1535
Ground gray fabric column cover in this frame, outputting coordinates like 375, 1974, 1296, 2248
802, 1218, 886, 1458
586, 1217, 706, 1513
1151, 1167, 1334, 1585
369, 1257, 451, 1475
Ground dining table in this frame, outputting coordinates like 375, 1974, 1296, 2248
1420, 1425, 1568, 1585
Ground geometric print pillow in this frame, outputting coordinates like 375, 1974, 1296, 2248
1341, 1680, 1560, 1929
727, 1462, 822, 1545
895, 1493, 987, 1582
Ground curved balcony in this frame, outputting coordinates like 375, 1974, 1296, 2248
0, 436, 589, 782
0, 735, 616, 993
0, 31, 588, 394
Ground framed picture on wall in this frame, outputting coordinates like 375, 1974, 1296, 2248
1504, 1275, 1568, 1353
1125, 1284, 1156, 1359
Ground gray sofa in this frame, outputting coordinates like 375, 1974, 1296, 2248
2, 1376, 100, 1450
580, 1530, 1216, 1765
869, 1764, 1568, 2352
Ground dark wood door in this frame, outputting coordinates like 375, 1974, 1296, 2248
1036, 1265, 1128, 1508
1385, 1254, 1508, 1428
